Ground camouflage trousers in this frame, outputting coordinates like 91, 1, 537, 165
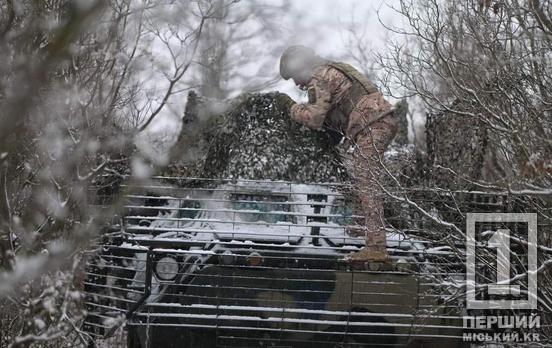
339, 117, 398, 251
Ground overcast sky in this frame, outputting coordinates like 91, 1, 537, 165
140, 0, 407, 157
267, 0, 402, 98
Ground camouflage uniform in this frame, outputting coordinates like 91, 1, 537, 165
290, 63, 398, 259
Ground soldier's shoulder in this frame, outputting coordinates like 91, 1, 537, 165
315, 63, 348, 82
327, 61, 362, 75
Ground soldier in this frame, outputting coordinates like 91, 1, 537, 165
278, 45, 398, 262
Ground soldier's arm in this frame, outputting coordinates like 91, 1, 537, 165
290, 79, 332, 130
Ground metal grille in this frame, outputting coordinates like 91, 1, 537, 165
82, 177, 505, 348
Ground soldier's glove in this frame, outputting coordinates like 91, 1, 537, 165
276, 93, 296, 111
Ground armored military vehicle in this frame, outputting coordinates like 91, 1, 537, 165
83, 93, 477, 347
84, 178, 471, 348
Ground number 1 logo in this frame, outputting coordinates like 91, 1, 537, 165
466, 213, 537, 310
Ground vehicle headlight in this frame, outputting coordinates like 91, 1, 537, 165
155, 257, 179, 281
248, 252, 263, 266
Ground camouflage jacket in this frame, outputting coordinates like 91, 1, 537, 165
290, 63, 395, 144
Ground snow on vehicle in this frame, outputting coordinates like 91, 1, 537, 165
83, 177, 471, 348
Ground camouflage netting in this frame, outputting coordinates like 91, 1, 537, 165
165, 91, 424, 188
169, 92, 350, 183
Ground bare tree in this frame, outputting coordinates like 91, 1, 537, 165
0, 0, 223, 346
378, 0, 552, 186
194, 0, 291, 99
368, 0, 552, 336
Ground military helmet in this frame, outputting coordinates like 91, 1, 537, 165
279, 45, 316, 80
